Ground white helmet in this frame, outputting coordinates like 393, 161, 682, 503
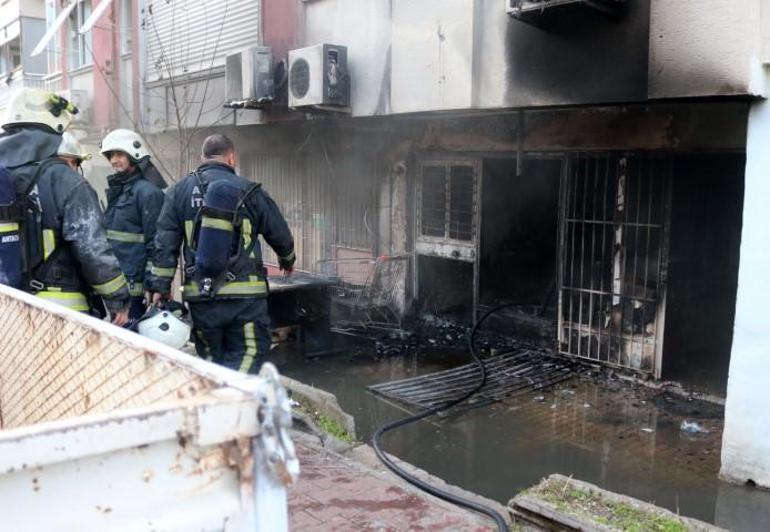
3, 88, 77, 133
100, 129, 150, 162
58, 132, 92, 162
137, 308, 191, 349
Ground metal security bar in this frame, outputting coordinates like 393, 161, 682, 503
242, 154, 377, 273
557, 154, 672, 375
418, 162, 477, 243
369, 348, 579, 412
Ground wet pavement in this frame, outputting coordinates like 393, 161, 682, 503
288, 434, 493, 531
271, 338, 770, 531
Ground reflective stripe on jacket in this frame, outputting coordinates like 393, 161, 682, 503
105, 170, 164, 293
151, 162, 295, 301
0, 128, 130, 313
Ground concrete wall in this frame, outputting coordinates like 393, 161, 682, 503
263, 0, 299, 62
0, 0, 19, 24
298, 0, 768, 116
649, 0, 766, 98
0, 0, 43, 22
391, 0, 475, 113
119, 55, 133, 127
20, 17, 46, 74
19, 0, 45, 20
0, 0, 45, 76
69, 70, 94, 100
302, 0, 391, 116
479, 0, 651, 108
721, 77, 770, 488
764, 0, 770, 63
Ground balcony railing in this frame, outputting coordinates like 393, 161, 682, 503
0, 71, 47, 110
43, 72, 63, 93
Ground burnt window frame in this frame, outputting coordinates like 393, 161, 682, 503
417, 160, 480, 245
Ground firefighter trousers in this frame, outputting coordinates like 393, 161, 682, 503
188, 297, 270, 374
128, 296, 147, 321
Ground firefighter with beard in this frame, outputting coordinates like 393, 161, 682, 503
0, 88, 130, 323
101, 129, 166, 322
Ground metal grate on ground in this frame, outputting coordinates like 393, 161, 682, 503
368, 348, 581, 412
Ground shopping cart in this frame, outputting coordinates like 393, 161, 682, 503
318, 254, 409, 334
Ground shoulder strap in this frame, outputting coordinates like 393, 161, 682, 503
235, 182, 262, 222
237, 183, 262, 257
21, 157, 66, 195
21, 158, 69, 288
192, 170, 207, 192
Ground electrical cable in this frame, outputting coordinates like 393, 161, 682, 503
371, 303, 518, 532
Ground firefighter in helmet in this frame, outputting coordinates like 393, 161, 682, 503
0, 88, 130, 322
101, 129, 166, 322
149, 134, 295, 372
57, 131, 92, 172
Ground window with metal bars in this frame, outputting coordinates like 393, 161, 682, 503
419, 163, 477, 242
557, 154, 671, 375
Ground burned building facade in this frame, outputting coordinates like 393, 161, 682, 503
138, 0, 770, 489
221, 0, 754, 389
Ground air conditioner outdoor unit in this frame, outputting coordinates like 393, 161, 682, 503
288, 44, 349, 110
507, 0, 624, 20
225, 46, 274, 108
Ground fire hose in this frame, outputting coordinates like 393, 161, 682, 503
371, 304, 516, 532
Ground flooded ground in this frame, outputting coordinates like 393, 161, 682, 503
271, 338, 770, 531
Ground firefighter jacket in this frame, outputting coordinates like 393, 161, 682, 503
150, 162, 295, 301
105, 162, 165, 297
0, 127, 130, 313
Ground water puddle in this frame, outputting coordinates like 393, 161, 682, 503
273, 339, 770, 530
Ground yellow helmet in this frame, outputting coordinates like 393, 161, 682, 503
58, 132, 92, 162
3, 88, 78, 133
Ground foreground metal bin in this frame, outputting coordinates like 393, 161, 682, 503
0, 285, 298, 531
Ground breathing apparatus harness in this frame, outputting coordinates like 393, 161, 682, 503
0, 158, 69, 292
186, 170, 262, 297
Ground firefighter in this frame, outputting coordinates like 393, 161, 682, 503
101, 129, 166, 322
0, 88, 130, 323
149, 134, 295, 372
57, 131, 91, 172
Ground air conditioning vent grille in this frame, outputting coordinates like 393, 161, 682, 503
288, 44, 349, 109
290, 58, 311, 99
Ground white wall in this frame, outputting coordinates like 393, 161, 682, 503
474, 1, 507, 109
300, 0, 770, 116
19, 0, 44, 20
390, 0, 475, 113
0, 0, 42, 23
119, 54, 133, 127
303, 0, 391, 116
721, 71, 770, 488
649, 0, 765, 98
0, 0, 19, 25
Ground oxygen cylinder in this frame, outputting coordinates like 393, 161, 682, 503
195, 179, 241, 296
0, 167, 23, 289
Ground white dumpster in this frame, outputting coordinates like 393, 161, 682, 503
0, 284, 298, 531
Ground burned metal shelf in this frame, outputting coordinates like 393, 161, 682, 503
368, 348, 580, 412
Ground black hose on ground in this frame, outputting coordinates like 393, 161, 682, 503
371, 304, 517, 532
